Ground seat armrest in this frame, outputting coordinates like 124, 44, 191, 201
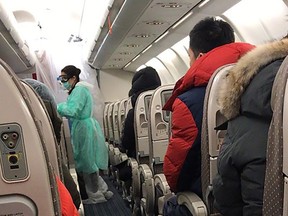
177, 192, 208, 216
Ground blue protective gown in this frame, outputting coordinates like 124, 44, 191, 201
57, 82, 108, 174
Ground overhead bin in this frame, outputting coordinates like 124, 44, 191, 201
0, 2, 35, 73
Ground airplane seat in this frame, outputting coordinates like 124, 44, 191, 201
263, 56, 288, 216
154, 173, 174, 215
110, 91, 154, 205
107, 102, 116, 174
109, 101, 127, 174
111, 98, 130, 169
176, 64, 235, 215
130, 89, 160, 214
111, 98, 132, 181
0, 59, 61, 215
135, 90, 154, 165
40, 97, 69, 168
139, 85, 174, 216
58, 121, 69, 167
129, 157, 140, 208
21, 81, 63, 179
118, 98, 128, 135
177, 192, 208, 216
125, 97, 133, 118
149, 86, 173, 174
112, 101, 120, 146
107, 102, 115, 145
108, 143, 115, 178
139, 164, 154, 215
62, 117, 75, 169
103, 103, 110, 141
112, 147, 122, 166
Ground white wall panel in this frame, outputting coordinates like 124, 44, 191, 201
99, 69, 134, 102
157, 49, 184, 81
224, 0, 288, 44
145, 58, 174, 85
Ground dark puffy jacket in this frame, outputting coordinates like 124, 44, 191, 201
162, 42, 255, 193
120, 66, 161, 158
213, 38, 288, 216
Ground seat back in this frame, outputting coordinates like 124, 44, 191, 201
103, 103, 110, 141
62, 117, 75, 168
107, 102, 115, 144
201, 64, 234, 212
148, 85, 173, 174
125, 97, 132, 118
21, 81, 62, 178
42, 99, 68, 168
118, 98, 128, 139
58, 120, 68, 168
134, 90, 154, 164
112, 101, 120, 145
0, 59, 60, 215
263, 56, 288, 215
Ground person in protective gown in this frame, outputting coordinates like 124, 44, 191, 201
57, 65, 113, 204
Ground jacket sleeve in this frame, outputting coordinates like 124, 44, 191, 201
56, 175, 79, 216
241, 159, 266, 215
57, 87, 87, 118
213, 136, 266, 216
163, 98, 198, 192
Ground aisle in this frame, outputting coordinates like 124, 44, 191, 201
83, 175, 132, 216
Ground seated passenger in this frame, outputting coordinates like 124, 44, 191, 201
212, 34, 288, 215
24, 78, 81, 210
162, 17, 254, 215
116, 66, 161, 182
120, 66, 161, 158
56, 176, 79, 216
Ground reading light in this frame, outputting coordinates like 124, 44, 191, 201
161, 3, 182, 8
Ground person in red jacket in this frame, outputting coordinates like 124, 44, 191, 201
162, 17, 255, 216
56, 176, 79, 216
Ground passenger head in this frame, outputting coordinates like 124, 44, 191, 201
24, 78, 62, 142
130, 66, 161, 106
59, 65, 81, 94
189, 17, 235, 66
24, 78, 57, 108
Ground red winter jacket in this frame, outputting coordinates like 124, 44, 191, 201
163, 42, 255, 193
56, 176, 79, 216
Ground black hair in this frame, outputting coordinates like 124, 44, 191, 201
129, 66, 161, 107
189, 17, 235, 57
61, 65, 81, 94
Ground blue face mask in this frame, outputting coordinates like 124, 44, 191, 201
63, 81, 71, 90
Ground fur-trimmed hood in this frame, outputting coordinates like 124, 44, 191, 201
218, 38, 288, 120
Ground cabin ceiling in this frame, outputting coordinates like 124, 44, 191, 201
89, 0, 241, 72
0, 0, 242, 74
89, 0, 200, 71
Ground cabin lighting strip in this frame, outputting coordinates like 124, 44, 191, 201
198, 0, 210, 8
142, 44, 152, 54
172, 11, 193, 29
132, 54, 140, 62
154, 31, 169, 44
123, 61, 132, 69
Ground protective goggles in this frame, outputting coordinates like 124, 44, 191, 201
57, 75, 71, 83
